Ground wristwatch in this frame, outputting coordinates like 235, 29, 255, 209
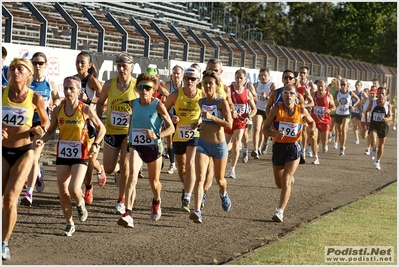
155, 133, 161, 139
93, 142, 99, 148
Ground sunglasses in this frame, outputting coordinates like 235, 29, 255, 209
282, 91, 296, 96
184, 76, 197, 81
32, 61, 45, 66
138, 84, 153, 91
283, 76, 295, 80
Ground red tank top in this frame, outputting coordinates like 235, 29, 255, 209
230, 84, 248, 122
311, 91, 331, 125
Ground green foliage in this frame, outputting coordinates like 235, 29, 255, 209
219, 2, 397, 67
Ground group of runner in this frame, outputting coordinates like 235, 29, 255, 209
2, 49, 394, 260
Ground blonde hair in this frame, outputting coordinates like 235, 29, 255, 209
8, 58, 34, 85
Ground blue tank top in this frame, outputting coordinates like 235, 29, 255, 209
129, 98, 163, 145
30, 78, 51, 121
351, 91, 362, 114
200, 97, 223, 125
2, 66, 9, 86
273, 87, 284, 107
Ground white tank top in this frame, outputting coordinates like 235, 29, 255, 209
255, 81, 272, 111
336, 90, 351, 116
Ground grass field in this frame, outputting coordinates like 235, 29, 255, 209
230, 182, 397, 265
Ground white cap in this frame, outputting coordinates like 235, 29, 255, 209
184, 67, 201, 79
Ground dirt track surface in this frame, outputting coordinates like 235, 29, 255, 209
4, 130, 397, 265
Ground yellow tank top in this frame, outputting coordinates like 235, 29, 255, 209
173, 87, 202, 142
201, 81, 227, 99
105, 77, 137, 135
2, 86, 35, 127
57, 101, 90, 159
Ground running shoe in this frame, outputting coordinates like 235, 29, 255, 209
2, 242, 10, 261
200, 193, 206, 210
83, 188, 93, 205
20, 192, 33, 206
370, 148, 376, 160
251, 150, 259, 159
328, 134, 332, 142
220, 191, 231, 211
242, 150, 248, 163
180, 198, 190, 212
189, 209, 203, 223
61, 224, 75, 236
374, 161, 381, 170
117, 212, 134, 228
35, 168, 45, 192
138, 170, 144, 179
365, 147, 370, 155
261, 143, 269, 155
312, 158, 320, 165
354, 137, 360, 145
272, 208, 284, 222
339, 147, 345, 156
77, 201, 88, 222
393, 125, 396, 131
114, 171, 120, 186
150, 199, 162, 221
307, 146, 313, 158
114, 202, 125, 215
97, 165, 106, 187
291, 176, 295, 185
228, 167, 236, 179
323, 145, 328, 153
333, 142, 338, 149
167, 163, 177, 174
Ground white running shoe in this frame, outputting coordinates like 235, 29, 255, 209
393, 125, 396, 131
228, 167, 236, 179
333, 142, 338, 149
370, 148, 376, 160
339, 147, 345, 156
374, 161, 381, 170
114, 202, 125, 215
167, 163, 177, 174
365, 147, 370, 155
117, 212, 134, 228
323, 145, 328, 153
312, 158, 320, 165
272, 208, 284, 222
354, 137, 360, 145
77, 201, 88, 222
261, 143, 269, 155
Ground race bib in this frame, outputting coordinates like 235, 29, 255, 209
338, 104, 349, 113
177, 125, 197, 140
2, 106, 28, 127
110, 111, 130, 127
130, 128, 154, 145
313, 106, 325, 116
202, 105, 219, 121
234, 104, 246, 115
257, 93, 266, 102
278, 121, 299, 138
58, 140, 82, 159
373, 112, 385, 122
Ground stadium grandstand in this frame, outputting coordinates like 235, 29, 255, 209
2, 1, 397, 93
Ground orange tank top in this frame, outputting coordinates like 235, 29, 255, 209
56, 101, 90, 160
273, 104, 303, 143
